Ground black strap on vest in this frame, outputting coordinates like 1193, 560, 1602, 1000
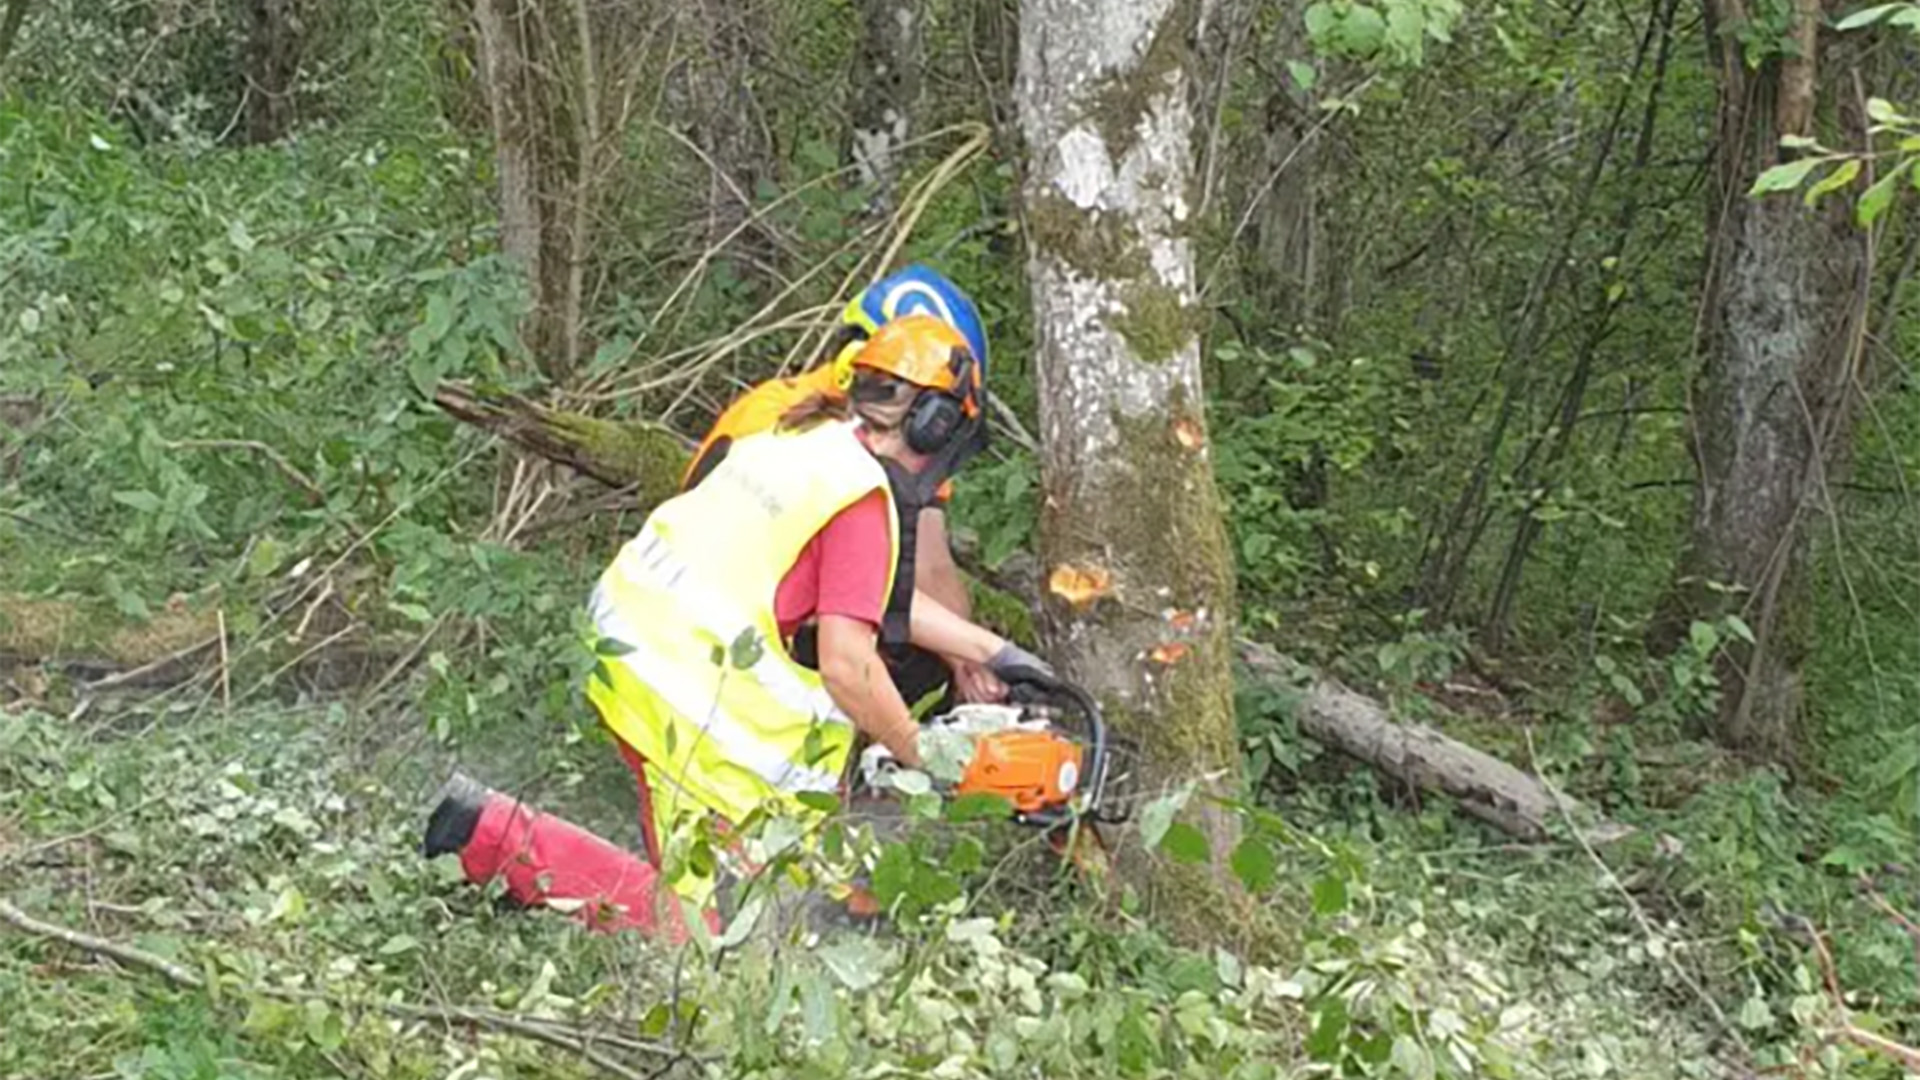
878, 459, 925, 648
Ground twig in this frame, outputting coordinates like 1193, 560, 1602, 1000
0, 507, 80, 540
1798, 911, 1920, 1072
1524, 728, 1753, 1059
216, 610, 230, 712
0, 898, 204, 987
163, 439, 324, 506
1857, 874, 1920, 978
82, 635, 219, 692
0, 898, 684, 1080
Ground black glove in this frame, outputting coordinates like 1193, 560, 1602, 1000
986, 643, 1058, 689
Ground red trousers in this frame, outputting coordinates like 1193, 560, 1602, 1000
455, 740, 715, 941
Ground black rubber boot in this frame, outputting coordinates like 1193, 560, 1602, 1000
422, 771, 489, 858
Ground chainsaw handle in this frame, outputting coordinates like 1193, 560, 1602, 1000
1003, 673, 1112, 826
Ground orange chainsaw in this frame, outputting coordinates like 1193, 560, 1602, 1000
947, 676, 1130, 830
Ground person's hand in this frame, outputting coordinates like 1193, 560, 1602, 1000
985, 643, 1057, 688
952, 661, 1008, 704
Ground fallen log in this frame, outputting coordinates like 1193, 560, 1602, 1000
1236, 641, 1624, 842
432, 382, 691, 511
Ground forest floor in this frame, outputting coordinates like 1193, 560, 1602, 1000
0, 621, 1788, 1080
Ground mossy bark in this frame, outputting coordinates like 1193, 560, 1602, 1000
433, 382, 691, 513
1017, 0, 1245, 941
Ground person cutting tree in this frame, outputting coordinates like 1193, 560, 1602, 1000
422, 313, 1059, 936
683, 264, 1005, 709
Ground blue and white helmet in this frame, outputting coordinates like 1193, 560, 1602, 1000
835, 264, 989, 383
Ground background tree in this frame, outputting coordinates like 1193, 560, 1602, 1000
1650, 0, 1875, 762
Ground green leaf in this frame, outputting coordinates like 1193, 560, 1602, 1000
728, 627, 765, 670
798, 966, 835, 1041
887, 768, 932, 796
1136, 783, 1193, 849
1160, 822, 1211, 864
1304, 2, 1336, 40
1834, 2, 1899, 28
1287, 59, 1318, 91
1340, 4, 1387, 54
1803, 158, 1861, 205
795, 791, 841, 814
407, 347, 439, 399
1114, 1004, 1157, 1077
226, 217, 256, 253
1723, 615, 1756, 644
1311, 872, 1348, 915
1749, 156, 1824, 195
1857, 162, 1908, 225
112, 490, 163, 513
594, 635, 635, 657
945, 792, 1014, 822
1305, 996, 1349, 1061
1865, 97, 1902, 124
871, 843, 913, 906
268, 884, 307, 924
423, 292, 454, 342
1688, 620, 1720, 655
1229, 835, 1279, 892
377, 933, 418, 956
717, 895, 765, 949
818, 938, 890, 991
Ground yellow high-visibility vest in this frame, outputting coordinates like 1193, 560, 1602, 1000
586, 420, 899, 844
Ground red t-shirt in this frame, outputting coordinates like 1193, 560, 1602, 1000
772, 489, 892, 638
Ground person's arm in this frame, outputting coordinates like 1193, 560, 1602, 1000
908, 591, 1004, 667
817, 613, 923, 767
914, 508, 1009, 699
913, 508, 972, 618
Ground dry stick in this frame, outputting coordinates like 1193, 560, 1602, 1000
1858, 876, 1920, 978
0, 899, 680, 1080
1798, 911, 1920, 1072
163, 439, 324, 505
82, 635, 220, 693
0, 506, 81, 540
216, 609, 230, 712
0, 898, 203, 987
1523, 728, 1753, 1060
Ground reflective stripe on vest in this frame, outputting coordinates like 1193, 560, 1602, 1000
585, 421, 899, 825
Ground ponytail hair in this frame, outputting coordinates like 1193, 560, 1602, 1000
775, 388, 853, 432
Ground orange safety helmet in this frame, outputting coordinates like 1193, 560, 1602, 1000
849, 314, 985, 456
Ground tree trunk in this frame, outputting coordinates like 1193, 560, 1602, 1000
668, 0, 775, 254
1243, 8, 1321, 334
468, 0, 612, 381
847, 0, 922, 207
471, 0, 554, 361
1652, 0, 1871, 762
240, 0, 302, 144
1017, 0, 1245, 925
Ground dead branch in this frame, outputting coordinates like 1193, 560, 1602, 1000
82, 635, 220, 692
0, 897, 686, 1080
163, 439, 325, 505
1799, 907, 1920, 1073
0, 898, 205, 987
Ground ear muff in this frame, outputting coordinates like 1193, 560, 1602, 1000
903, 345, 979, 455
